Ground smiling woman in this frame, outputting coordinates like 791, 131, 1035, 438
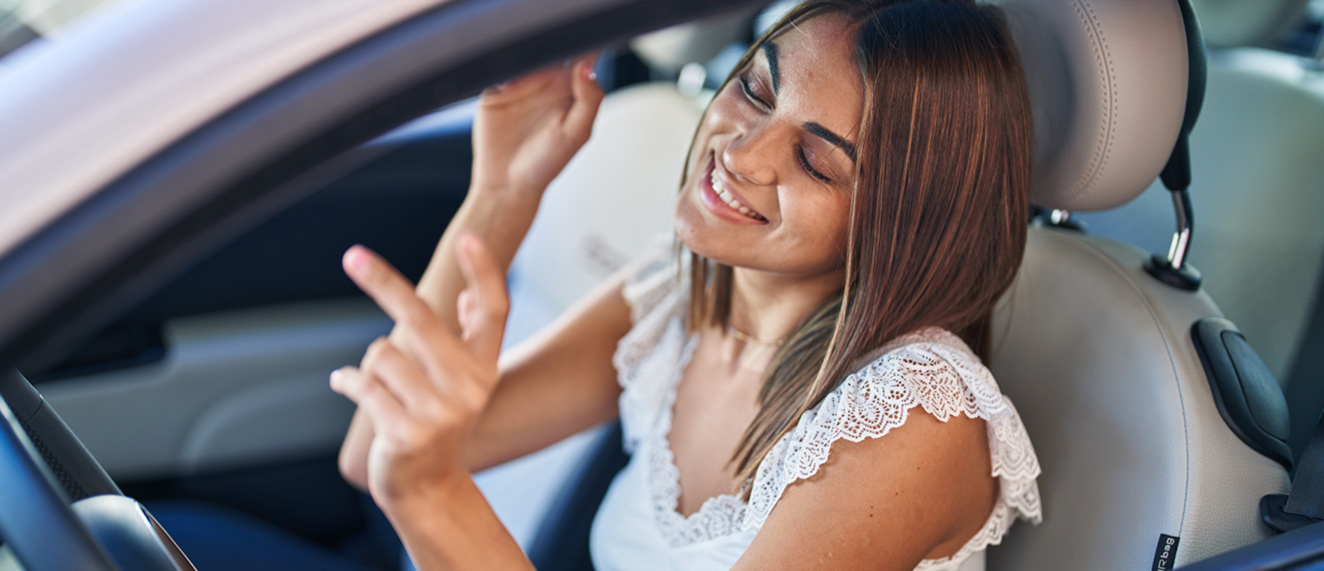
331, 1, 1040, 570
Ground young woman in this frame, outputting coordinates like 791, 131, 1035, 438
332, 1, 1042, 569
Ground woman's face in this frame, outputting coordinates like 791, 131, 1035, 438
675, 13, 864, 280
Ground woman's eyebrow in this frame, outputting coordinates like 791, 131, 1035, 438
760, 42, 780, 94
803, 122, 857, 161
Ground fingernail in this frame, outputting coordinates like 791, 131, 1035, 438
579, 59, 597, 82
344, 245, 370, 276
329, 369, 342, 388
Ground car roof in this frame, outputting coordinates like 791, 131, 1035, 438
0, 0, 448, 259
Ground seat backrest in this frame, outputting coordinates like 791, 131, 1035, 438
988, 229, 1290, 569
989, 0, 1291, 567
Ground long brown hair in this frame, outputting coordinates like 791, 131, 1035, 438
684, 0, 1033, 494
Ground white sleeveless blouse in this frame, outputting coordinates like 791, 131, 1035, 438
589, 251, 1042, 571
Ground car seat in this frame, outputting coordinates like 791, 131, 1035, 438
988, 0, 1292, 567
523, 0, 1295, 569
1074, 0, 1324, 463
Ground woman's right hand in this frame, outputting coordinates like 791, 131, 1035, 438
470, 54, 604, 199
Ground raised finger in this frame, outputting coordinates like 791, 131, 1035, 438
343, 245, 461, 376
564, 52, 604, 145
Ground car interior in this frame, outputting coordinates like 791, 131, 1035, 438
1, 0, 1323, 569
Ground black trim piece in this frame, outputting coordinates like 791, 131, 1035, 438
0, 0, 765, 373
1145, 252, 1203, 291
1152, 533, 1181, 571
1286, 254, 1324, 470
1192, 318, 1293, 469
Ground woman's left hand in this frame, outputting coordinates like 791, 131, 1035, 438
329, 234, 509, 515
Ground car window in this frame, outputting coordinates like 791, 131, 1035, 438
1266, 0, 1324, 56
0, 0, 118, 59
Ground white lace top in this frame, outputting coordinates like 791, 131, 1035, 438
589, 251, 1042, 571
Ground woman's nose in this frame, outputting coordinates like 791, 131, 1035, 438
721, 126, 778, 187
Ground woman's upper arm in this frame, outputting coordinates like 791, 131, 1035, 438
732, 409, 996, 571
465, 266, 635, 471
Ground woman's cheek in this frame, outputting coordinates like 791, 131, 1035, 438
799, 193, 853, 266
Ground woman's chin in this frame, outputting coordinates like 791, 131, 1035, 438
673, 201, 730, 262
674, 219, 754, 270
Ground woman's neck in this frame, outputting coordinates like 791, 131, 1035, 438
724, 265, 844, 350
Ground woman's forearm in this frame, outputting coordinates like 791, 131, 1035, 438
411, 190, 541, 334
387, 473, 535, 571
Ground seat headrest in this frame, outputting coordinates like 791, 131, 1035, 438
1003, 0, 1191, 211
1191, 0, 1309, 49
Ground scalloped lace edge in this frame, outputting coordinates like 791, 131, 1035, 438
738, 334, 1042, 568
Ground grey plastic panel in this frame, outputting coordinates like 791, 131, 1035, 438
37, 298, 389, 481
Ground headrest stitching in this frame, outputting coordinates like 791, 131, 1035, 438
1069, 0, 1118, 206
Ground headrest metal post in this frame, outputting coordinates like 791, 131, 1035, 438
1029, 207, 1085, 232
1166, 187, 1194, 270
1145, 179, 1202, 290
1142, 0, 1205, 292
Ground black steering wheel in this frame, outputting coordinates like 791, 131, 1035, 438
0, 369, 193, 571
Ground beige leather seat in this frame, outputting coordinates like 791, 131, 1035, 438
990, 0, 1291, 567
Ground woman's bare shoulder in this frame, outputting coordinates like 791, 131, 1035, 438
731, 329, 1041, 570
733, 400, 996, 571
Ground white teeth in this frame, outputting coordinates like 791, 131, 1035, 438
711, 169, 761, 220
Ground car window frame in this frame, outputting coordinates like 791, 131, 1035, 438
0, 0, 764, 373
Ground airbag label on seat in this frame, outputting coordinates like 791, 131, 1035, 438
1151, 534, 1181, 570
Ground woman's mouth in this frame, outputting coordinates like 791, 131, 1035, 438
702, 159, 768, 223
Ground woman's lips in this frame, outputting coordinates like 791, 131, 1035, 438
700, 158, 768, 224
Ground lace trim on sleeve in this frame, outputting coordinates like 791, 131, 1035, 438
612, 244, 687, 453
739, 328, 1042, 569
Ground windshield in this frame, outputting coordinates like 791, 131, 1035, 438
0, 0, 115, 60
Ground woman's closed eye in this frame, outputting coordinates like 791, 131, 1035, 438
738, 73, 772, 110
737, 73, 835, 184
798, 144, 833, 184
